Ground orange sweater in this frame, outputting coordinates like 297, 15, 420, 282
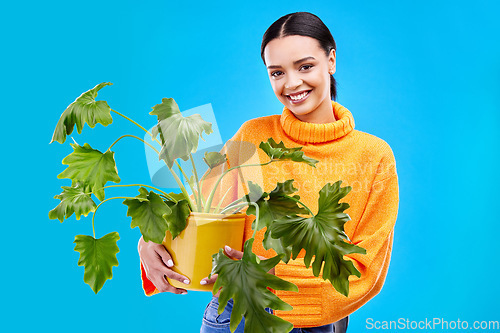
141, 101, 399, 328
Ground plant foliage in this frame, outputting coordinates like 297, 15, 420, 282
210, 239, 298, 333
73, 232, 120, 294
123, 188, 172, 244
270, 181, 366, 296
203, 151, 227, 169
57, 142, 120, 201
259, 138, 319, 167
150, 98, 213, 168
245, 180, 308, 263
51, 82, 113, 144
163, 199, 191, 239
49, 181, 97, 222
50, 84, 367, 332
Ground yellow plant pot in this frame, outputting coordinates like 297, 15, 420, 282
162, 212, 246, 291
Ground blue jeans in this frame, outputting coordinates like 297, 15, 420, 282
200, 296, 348, 333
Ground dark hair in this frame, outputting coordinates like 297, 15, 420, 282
261, 12, 337, 100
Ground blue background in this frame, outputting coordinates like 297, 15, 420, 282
1, 0, 499, 332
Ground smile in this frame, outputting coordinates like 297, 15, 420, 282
286, 90, 311, 104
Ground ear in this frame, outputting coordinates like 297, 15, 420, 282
328, 49, 336, 75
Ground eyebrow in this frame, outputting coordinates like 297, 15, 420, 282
267, 56, 316, 69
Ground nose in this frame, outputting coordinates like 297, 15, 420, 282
284, 73, 303, 90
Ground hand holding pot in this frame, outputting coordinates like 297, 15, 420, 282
138, 236, 191, 294
200, 245, 275, 296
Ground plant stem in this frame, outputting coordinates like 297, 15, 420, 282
219, 197, 245, 214
213, 186, 233, 214
246, 202, 260, 239
169, 166, 195, 211
189, 155, 204, 210
174, 161, 198, 210
109, 109, 193, 210
200, 172, 208, 191
111, 109, 154, 139
107, 134, 160, 154
91, 196, 136, 238
89, 184, 177, 202
204, 161, 272, 213
219, 200, 248, 215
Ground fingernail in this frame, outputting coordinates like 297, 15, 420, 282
183, 279, 190, 284
200, 280, 207, 285
167, 259, 174, 267
225, 245, 231, 252
181, 291, 187, 295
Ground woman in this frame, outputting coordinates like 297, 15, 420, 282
138, 12, 399, 333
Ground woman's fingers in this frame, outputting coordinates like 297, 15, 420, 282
150, 244, 190, 285
199, 245, 242, 286
164, 266, 191, 285
224, 244, 275, 274
200, 273, 218, 286
138, 236, 190, 294
224, 245, 243, 260
150, 272, 188, 295
153, 241, 176, 268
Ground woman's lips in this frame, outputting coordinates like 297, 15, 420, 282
286, 90, 311, 104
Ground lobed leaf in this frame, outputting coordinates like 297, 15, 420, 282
51, 82, 113, 144
160, 192, 186, 202
269, 181, 366, 297
210, 239, 298, 333
203, 151, 227, 169
259, 138, 319, 167
244, 180, 308, 262
73, 232, 120, 294
150, 98, 213, 168
49, 181, 97, 222
123, 188, 172, 244
163, 199, 190, 239
57, 142, 121, 201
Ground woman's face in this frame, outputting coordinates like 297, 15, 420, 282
263, 35, 336, 123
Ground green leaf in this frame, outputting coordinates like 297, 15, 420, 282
57, 142, 120, 201
150, 98, 213, 168
49, 181, 97, 222
149, 97, 180, 145
160, 192, 186, 202
73, 232, 120, 294
186, 174, 196, 191
210, 239, 298, 333
203, 151, 227, 169
51, 82, 113, 144
269, 181, 366, 297
123, 188, 172, 244
259, 138, 319, 167
244, 180, 308, 262
163, 199, 190, 239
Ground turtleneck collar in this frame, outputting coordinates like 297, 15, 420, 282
280, 101, 355, 144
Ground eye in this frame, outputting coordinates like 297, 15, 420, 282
300, 64, 313, 71
271, 70, 284, 78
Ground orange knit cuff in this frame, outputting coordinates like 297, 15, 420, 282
140, 262, 159, 296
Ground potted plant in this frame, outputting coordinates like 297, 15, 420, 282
49, 82, 366, 333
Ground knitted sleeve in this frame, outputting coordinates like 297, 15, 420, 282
273, 147, 399, 327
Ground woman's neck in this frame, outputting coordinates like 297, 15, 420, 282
293, 98, 336, 124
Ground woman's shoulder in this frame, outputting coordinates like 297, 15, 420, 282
350, 129, 395, 160
230, 114, 281, 141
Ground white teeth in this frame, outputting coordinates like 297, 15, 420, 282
289, 91, 308, 100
